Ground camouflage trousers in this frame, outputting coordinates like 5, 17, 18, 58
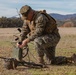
34, 33, 60, 60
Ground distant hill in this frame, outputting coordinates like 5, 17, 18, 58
50, 13, 76, 20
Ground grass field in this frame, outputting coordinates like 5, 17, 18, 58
0, 27, 76, 75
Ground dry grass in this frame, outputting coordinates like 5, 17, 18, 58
0, 27, 76, 75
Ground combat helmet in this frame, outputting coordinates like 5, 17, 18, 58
20, 5, 31, 15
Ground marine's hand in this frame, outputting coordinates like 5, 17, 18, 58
17, 39, 30, 48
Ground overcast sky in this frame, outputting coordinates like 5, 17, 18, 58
0, 0, 76, 17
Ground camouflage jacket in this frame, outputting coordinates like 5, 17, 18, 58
21, 12, 60, 41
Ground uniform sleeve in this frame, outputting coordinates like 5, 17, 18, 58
21, 21, 30, 41
28, 14, 47, 41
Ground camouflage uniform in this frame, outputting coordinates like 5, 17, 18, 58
21, 12, 60, 61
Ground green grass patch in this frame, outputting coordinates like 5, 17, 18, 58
0, 41, 12, 47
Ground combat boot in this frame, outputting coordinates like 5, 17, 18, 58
38, 57, 48, 68
71, 53, 76, 65
67, 53, 76, 65
38, 57, 45, 65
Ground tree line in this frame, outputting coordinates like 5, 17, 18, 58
57, 17, 76, 27
0, 16, 76, 28
0, 17, 23, 28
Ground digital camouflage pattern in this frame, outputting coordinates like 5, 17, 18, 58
34, 34, 59, 60
21, 11, 60, 62
21, 12, 60, 41
20, 5, 31, 14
